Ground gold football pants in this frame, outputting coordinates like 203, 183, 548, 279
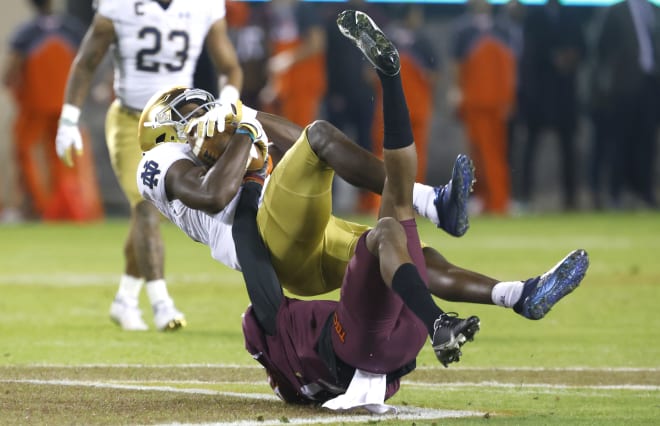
257, 128, 370, 296
105, 100, 143, 207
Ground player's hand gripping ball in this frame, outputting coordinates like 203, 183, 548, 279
187, 121, 267, 170
188, 120, 237, 167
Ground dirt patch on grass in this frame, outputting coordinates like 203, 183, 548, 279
1, 366, 657, 425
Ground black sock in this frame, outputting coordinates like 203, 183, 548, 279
378, 70, 414, 150
391, 263, 443, 336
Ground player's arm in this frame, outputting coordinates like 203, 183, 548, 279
56, 13, 115, 167
254, 111, 302, 163
165, 133, 253, 215
63, 13, 115, 107
232, 180, 283, 336
215, 103, 300, 167
206, 18, 243, 102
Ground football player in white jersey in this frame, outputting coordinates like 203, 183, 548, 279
135, 83, 588, 324
54, 0, 243, 331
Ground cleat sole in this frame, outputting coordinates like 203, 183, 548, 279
525, 250, 589, 320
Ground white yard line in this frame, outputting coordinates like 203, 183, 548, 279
3, 379, 278, 400
5, 371, 658, 425
404, 381, 660, 391
161, 405, 479, 426
10, 363, 660, 372
0, 273, 226, 286
415, 366, 660, 372
4, 377, 657, 393
2, 379, 481, 424
6, 363, 261, 368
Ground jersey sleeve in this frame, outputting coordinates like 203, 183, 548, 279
95, 0, 120, 20
233, 181, 283, 336
137, 143, 193, 206
209, 0, 227, 23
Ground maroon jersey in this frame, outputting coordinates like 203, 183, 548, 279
332, 226, 428, 374
242, 298, 402, 404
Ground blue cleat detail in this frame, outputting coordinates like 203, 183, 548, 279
515, 249, 590, 320
433, 154, 475, 237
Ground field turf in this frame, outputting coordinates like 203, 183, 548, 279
0, 211, 658, 425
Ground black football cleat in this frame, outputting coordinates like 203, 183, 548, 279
336, 10, 400, 76
432, 312, 480, 368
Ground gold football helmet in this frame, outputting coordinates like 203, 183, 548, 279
138, 86, 216, 152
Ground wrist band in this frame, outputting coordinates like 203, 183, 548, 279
60, 103, 81, 125
236, 127, 256, 141
243, 174, 265, 186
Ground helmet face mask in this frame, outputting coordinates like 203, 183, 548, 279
154, 89, 217, 139
139, 87, 217, 151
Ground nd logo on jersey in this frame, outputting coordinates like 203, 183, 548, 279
141, 160, 161, 189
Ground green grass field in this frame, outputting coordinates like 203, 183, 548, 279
1, 211, 659, 425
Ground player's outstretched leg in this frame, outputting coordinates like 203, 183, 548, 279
432, 313, 480, 367
433, 154, 475, 237
514, 249, 589, 320
338, 10, 473, 237
337, 10, 400, 76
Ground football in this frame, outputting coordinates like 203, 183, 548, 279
246, 143, 267, 172
188, 123, 237, 167
187, 122, 266, 171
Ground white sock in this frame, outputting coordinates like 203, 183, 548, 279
413, 182, 439, 225
145, 279, 172, 307
491, 280, 524, 308
116, 275, 144, 303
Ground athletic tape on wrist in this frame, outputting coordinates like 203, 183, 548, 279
60, 104, 81, 125
236, 126, 256, 141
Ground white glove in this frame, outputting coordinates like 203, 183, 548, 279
56, 104, 83, 167
185, 100, 242, 139
218, 84, 240, 105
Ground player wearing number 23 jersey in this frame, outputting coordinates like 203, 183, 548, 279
98, 0, 233, 204
54, 0, 243, 331
100, 0, 225, 110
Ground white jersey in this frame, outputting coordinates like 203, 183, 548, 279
137, 143, 242, 271
97, 0, 226, 110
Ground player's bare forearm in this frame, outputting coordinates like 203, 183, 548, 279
221, 56, 243, 91
64, 61, 97, 107
171, 133, 253, 214
207, 19, 243, 90
200, 133, 253, 204
64, 14, 115, 106
256, 112, 301, 155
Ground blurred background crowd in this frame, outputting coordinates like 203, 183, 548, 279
1, 0, 659, 222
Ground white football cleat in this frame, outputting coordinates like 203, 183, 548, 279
153, 300, 187, 331
110, 297, 149, 331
